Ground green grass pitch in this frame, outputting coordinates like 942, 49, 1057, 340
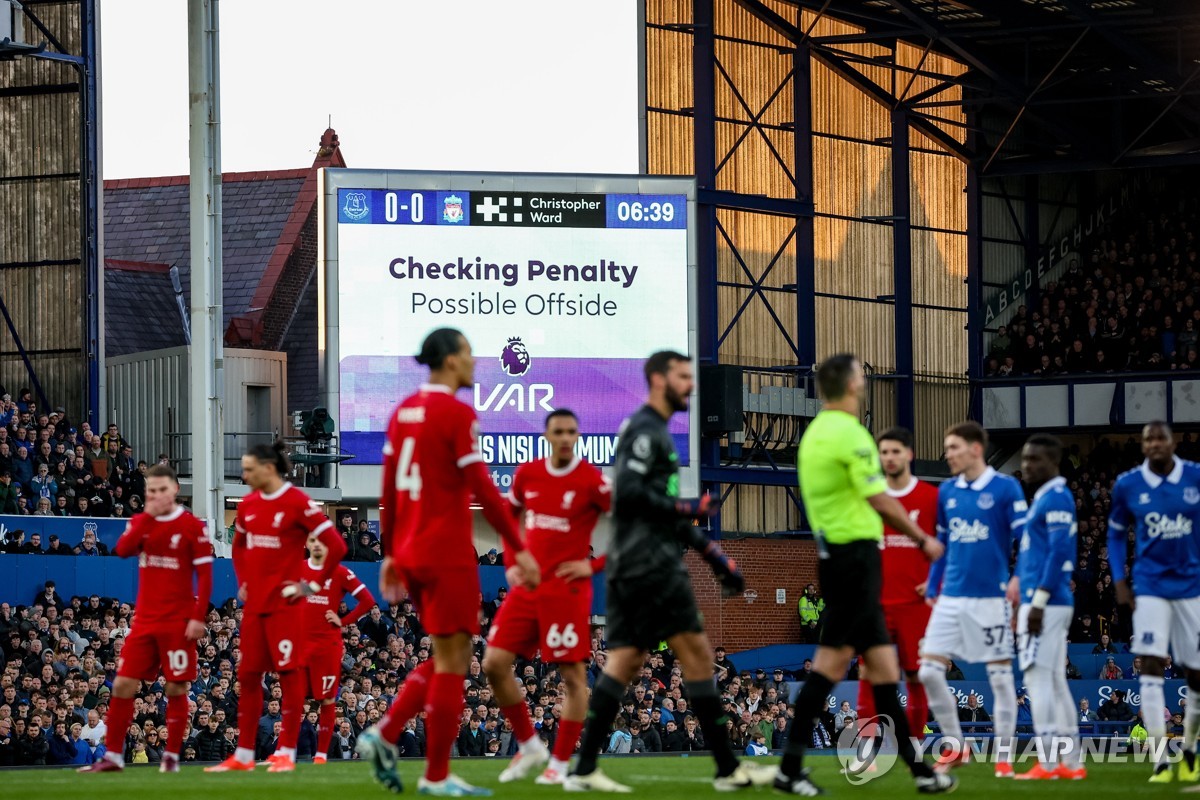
5, 755, 1198, 798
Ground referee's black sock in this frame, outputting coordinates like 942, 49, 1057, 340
871, 682, 933, 779
779, 672, 834, 779
572, 673, 624, 777
685, 679, 739, 777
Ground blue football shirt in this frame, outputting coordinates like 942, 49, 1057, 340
927, 467, 1027, 600
1107, 458, 1200, 600
1016, 476, 1076, 607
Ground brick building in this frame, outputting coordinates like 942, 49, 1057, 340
685, 539, 819, 650
101, 128, 347, 412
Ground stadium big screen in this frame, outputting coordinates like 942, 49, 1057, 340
318, 170, 699, 495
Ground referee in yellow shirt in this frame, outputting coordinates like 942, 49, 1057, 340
774, 354, 953, 796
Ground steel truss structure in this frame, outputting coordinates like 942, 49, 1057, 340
0, 0, 100, 426
646, 0, 1200, 534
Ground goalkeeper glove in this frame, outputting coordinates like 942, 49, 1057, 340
675, 493, 720, 519
701, 541, 745, 597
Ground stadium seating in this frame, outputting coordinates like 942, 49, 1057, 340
986, 187, 1200, 377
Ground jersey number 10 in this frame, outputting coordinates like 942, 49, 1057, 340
395, 437, 423, 500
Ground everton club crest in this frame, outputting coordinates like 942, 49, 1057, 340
342, 191, 369, 221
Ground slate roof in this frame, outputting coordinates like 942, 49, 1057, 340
281, 274, 319, 412
102, 170, 308, 329
103, 260, 189, 357
101, 128, 347, 404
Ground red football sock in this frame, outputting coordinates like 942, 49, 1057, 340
857, 678, 877, 721
380, 658, 434, 743
554, 719, 583, 763
237, 672, 265, 752
165, 693, 189, 756
104, 695, 135, 763
906, 680, 929, 737
316, 702, 338, 756
501, 700, 536, 745
278, 669, 306, 751
424, 672, 464, 783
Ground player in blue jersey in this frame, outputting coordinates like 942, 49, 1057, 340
1010, 434, 1085, 781
1108, 421, 1200, 783
920, 421, 1025, 777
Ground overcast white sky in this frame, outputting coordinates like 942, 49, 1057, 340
99, 1, 641, 179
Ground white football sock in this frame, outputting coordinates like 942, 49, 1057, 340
1185, 684, 1200, 754
987, 662, 1017, 764
1024, 665, 1057, 766
1141, 675, 1168, 765
1052, 668, 1081, 767
918, 659, 963, 751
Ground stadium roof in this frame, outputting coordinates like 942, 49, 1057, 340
749, 0, 1200, 173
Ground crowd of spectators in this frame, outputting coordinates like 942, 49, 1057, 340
985, 191, 1200, 377
0, 568, 823, 768
0, 403, 1190, 764
0, 537, 1185, 767
0, 581, 496, 765
333, 513, 382, 563
0, 387, 154, 533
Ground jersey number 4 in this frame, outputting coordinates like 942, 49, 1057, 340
394, 437, 423, 500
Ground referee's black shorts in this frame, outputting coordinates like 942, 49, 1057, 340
817, 538, 890, 652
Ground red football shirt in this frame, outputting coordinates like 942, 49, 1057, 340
508, 457, 610, 587
880, 477, 939, 607
382, 384, 487, 570
300, 561, 370, 641
234, 482, 334, 614
116, 506, 213, 629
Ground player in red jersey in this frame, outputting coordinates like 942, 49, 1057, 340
358, 328, 539, 797
79, 464, 213, 775
205, 441, 347, 774
481, 408, 611, 786
856, 427, 937, 741
296, 531, 376, 764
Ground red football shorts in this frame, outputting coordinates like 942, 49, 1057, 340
884, 600, 932, 673
240, 605, 307, 672
399, 564, 480, 637
119, 624, 196, 682
487, 579, 592, 663
305, 639, 344, 701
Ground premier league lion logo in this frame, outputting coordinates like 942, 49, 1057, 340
500, 337, 531, 376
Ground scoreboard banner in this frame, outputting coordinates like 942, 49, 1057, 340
319, 171, 698, 493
